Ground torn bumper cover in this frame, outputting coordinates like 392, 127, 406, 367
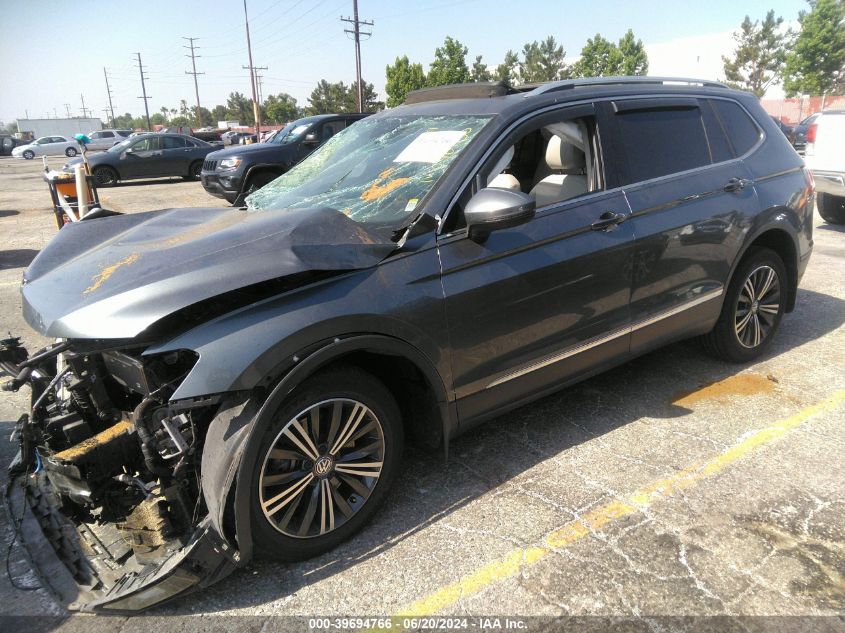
1, 338, 244, 612
6, 469, 237, 612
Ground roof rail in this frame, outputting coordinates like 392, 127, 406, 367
530, 76, 730, 95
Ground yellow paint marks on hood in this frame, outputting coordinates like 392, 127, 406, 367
361, 167, 410, 202
84, 252, 141, 295
673, 373, 777, 407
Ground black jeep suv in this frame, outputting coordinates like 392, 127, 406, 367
2, 77, 813, 612
200, 113, 369, 204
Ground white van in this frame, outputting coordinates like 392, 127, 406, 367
804, 110, 845, 224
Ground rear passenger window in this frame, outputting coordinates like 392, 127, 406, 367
613, 107, 711, 183
711, 100, 761, 156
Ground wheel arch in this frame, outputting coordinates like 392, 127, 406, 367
730, 220, 800, 313
208, 334, 454, 563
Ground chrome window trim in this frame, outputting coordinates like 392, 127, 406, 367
485, 287, 724, 389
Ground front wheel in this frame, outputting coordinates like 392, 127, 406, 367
234, 171, 277, 206
701, 247, 787, 363
817, 192, 845, 224
65, 147, 78, 157
249, 366, 403, 561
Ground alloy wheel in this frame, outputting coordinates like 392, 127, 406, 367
734, 265, 781, 348
258, 398, 385, 538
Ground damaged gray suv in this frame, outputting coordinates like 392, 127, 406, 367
2, 77, 813, 612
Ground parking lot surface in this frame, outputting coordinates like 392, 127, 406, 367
0, 157, 843, 631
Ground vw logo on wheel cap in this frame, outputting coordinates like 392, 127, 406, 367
314, 456, 334, 477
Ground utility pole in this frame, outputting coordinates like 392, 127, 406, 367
341, 0, 373, 113
242, 0, 262, 136
80, 94, 91, 118
134, 52, 152, 131
63, 103, 72, 118
103, 67, 116, 128
183, 37, 205, 127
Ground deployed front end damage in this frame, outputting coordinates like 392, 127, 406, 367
2, 337, 241, 612
1, 204, 398, 611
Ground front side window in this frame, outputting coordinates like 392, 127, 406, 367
247, 114, 491, 227
614, 106, 711, 183
131, 137, 159, 152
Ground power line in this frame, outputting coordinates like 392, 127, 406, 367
341, 0, 373, 112
103, 68, 116, 127
134, 52, 152, 131
183, 37, 205, 126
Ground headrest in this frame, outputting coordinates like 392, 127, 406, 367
486, 145, 515, 185
545, 135, 585, 173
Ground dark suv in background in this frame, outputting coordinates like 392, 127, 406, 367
3, 77, 813, 612
200, 113, 369, 204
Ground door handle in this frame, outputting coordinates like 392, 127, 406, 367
724, 177, 751, 193
591, 211, 627, 231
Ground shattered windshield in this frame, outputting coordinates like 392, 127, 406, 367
247, 114, 492, 225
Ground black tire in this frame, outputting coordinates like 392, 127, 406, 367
65, 147, 78, 157
249, 366, 403, 561
817, 192, 845, 224
183, 161, 202, 181
22, 150, 34, 160
234, 171, 277, 206
701, 247, 787, 363
93, 166, 118, 186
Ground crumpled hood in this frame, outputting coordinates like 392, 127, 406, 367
22, 206, 396, 339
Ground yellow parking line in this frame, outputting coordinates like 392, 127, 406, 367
0, 281, 20, 287
396, 388, 845, 617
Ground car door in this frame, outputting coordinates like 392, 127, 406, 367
598, 97, 760, 355
120, 136, 162, 178
159, 135, 191, 175
438, 103, 635, 424
43, 137, 65, 155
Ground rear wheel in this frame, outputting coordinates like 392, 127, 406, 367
817, 192, 845, 224
93, 166, 118, 186
22, 150, 34, 160
701, 247, 787, 363
65, 147, 78, 157
183, 161, 202, 181
249, 366, 403, 561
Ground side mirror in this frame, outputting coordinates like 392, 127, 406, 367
464, 187, 535, 242
303, 132, 319, 144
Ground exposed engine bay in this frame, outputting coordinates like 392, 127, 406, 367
2, 336, 237, 612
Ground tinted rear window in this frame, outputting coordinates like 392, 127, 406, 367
711, 99, 760, 156
614, 107, 711, 183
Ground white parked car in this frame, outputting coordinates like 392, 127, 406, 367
84, 129, 132, 151
12, 136, 81, 160
804, 109, 845, 224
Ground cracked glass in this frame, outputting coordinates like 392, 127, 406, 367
246, 114, 492, 226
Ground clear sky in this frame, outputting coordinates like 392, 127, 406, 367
0, 0, 808, 124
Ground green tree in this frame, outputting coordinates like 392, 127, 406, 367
722, 10, 789, 97
783, 0, 845, 96
617, 29, 649, 75
494, 49, 520, 84
198, 107, 214, 127
572, 34, 624, 77
226, 91, 254, 125
470, 55, 491, 82
385, 55, 427, 107
150, 113, 167, 126
264, 93, 299, 123
427, 36, 471, 86
158, 106, 170, 124
348, 80, 383, 112
308, 80, 347, 114
520, 36, 568, 82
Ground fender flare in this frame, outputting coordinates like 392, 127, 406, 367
219, 334, 454, 562
727, 214, 801, 311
